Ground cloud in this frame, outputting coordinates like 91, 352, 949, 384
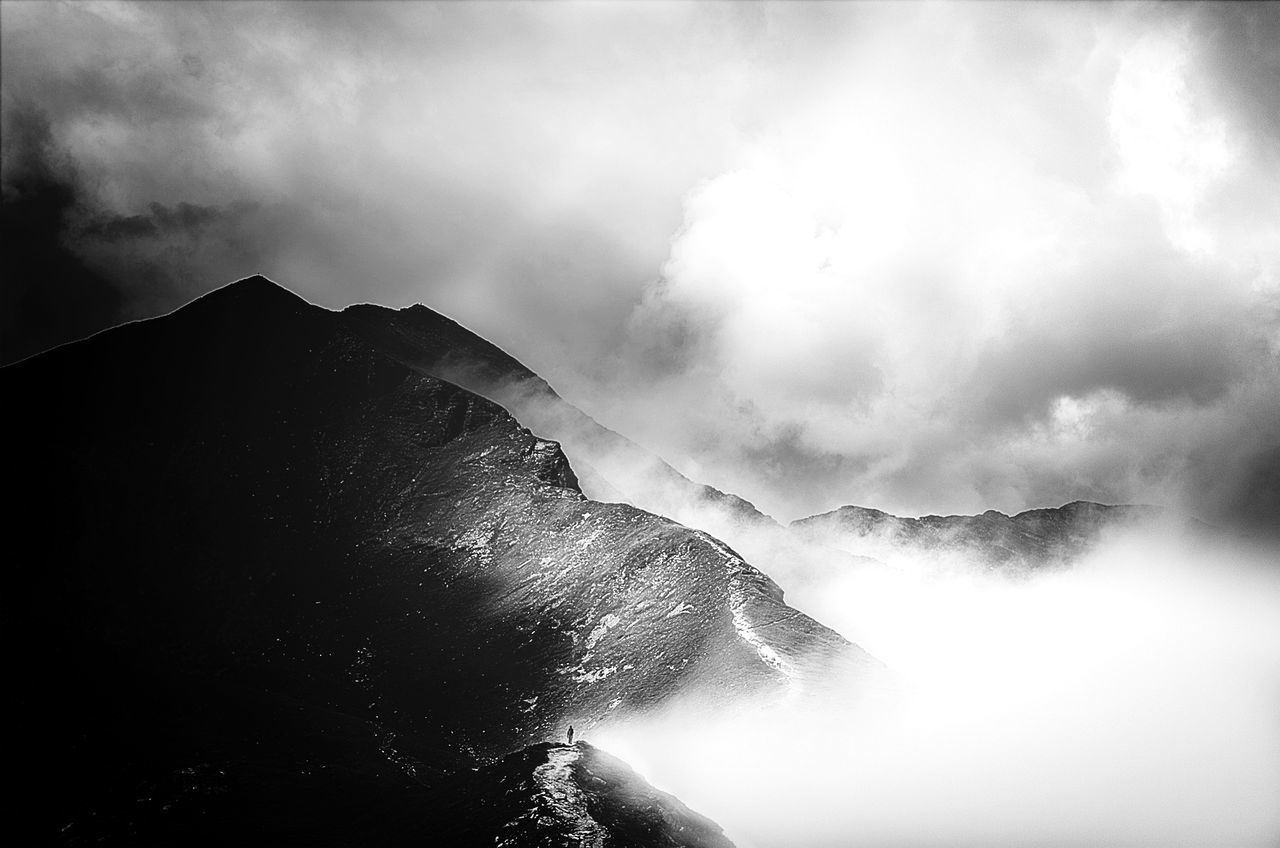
0, 91, 268, 366
1193, 2, 1280, 158
4, 6, 1279, 845
2, 1, 1277, 528
598, 5, 1280, 529
595, 528, 1280, 848
0, 0, 750, 374
1, 101, 124, 364
80, 200, 257, 242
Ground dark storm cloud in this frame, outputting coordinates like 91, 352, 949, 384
1195, 3, 1280, 156
0, 85, 264, 365
970, 323, 1251, 429
80, 200, 257, 242
958, 215, 1260, 432
1, 0, 752, 379
1231, 445, 1280, 531
1, 102, 123, 365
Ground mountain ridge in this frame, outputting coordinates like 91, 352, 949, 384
431, 741, 736, 848
3, 274, 869, 844
792, 499, 1169, 569
337, 293, 779, 530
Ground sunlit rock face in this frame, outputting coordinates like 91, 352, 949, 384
432, 741, 736, 848
792, 501, 1168, 570
3, 276, 865, 843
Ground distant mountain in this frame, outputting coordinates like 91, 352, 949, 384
792, 501, 1166, 569
339, 300, 778, 531
3, 276, 869, 843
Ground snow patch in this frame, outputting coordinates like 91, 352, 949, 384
585, 613, 621, 648
573, 665, 618, 684
700, 533, 742, 565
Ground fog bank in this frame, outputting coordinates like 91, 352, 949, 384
596, 529, 1280, 847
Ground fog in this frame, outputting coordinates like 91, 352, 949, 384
437, 363, 1280, 846
594, 526, 1280, 848
426, 184, 1280, 846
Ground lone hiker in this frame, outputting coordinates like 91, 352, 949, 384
567, 725, 575, 744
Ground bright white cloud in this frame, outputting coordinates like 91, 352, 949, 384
596, 530, 1280, 848
604, 4, 1280, 524
1109, 26, 1234, 255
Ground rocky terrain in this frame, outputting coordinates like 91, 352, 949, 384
3, 276, 872, 844
431, 741, 735, 848
339, 300, 778, 532
792, 500, 1168, 570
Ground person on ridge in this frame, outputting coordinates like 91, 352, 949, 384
567, 725, 575, 744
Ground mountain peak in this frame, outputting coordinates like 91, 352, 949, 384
6, 273, 860, 841
185, 274, 313, 312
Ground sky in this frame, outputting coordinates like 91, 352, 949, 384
3, 0, 1279, 528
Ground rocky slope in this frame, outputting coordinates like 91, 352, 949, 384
792, 500, 1166, 570
339, 301, 778, 531
3, 276, 870, 844
431, 741, 735, 848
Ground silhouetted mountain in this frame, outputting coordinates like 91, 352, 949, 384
792, 501, 1167, 569
3, 276, 868, 844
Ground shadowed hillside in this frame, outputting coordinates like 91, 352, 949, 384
3, 276, 871, 844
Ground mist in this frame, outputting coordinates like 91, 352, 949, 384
593, 527, 1280, 848
424, 358, 1279, 845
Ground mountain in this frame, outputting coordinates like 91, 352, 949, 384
791, 500, 1166, 569
3, 276, 871, 843
430, 741, 735, 847
339, 301, 778, 531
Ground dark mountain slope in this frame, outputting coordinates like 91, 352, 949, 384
3, 276, 866, 843
792, 500, 1166, 569
340, 301, 777, 529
